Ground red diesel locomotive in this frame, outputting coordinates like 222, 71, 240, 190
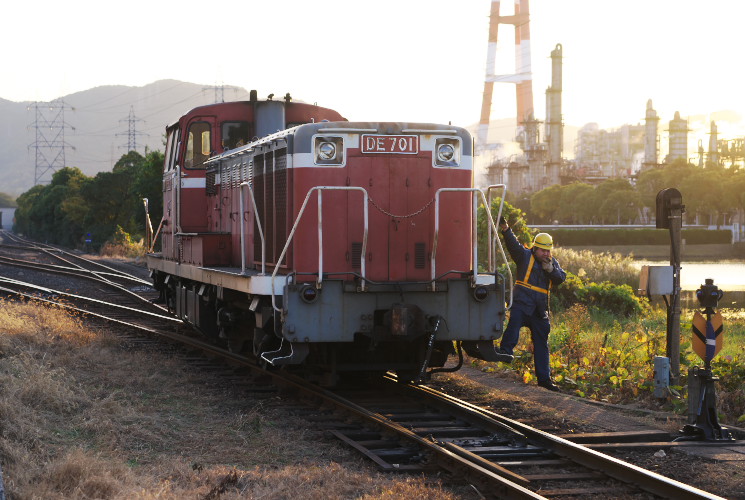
146, 91, 507, 383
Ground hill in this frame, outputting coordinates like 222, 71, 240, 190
0, 80, 254, 196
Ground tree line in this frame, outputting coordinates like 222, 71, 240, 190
10, 153, 744, 253
527, 159, 745, 226
13, 151, 163, 251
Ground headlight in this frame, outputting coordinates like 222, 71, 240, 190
318, 141, 336, 160
437, 143, 455, 162
473, 286, 489, 302
434, 138, 460, 167
314, 136, 344, 166
300, 284, 319, 303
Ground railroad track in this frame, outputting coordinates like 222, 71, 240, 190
0, 231, 727, 499
266, 372, 725, 500
0, 230, 162, 314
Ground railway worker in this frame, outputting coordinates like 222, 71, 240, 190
494, 218, 566, 392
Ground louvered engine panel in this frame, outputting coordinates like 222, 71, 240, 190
273, 150, 288, 265
252, 149, 289, 268
253, 154, 266, 265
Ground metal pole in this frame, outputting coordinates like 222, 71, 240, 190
668, 203, 683, 384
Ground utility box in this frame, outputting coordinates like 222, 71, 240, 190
654, 356, 671, 398
638, 265, 674, 296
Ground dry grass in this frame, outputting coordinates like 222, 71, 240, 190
552, 247, 639, 288
0, 300, 475, 499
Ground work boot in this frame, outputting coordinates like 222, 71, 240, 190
494, 348, 513, 364
537, 379, 560, 392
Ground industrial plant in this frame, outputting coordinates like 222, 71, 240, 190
478, 0, 745, 194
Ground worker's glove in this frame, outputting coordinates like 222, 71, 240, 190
542, 260, 554, 273
499, 216, 508, 228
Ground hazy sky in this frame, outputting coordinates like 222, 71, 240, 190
4, 0, 744, 139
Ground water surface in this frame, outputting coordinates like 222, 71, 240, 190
634, 260, 745, 291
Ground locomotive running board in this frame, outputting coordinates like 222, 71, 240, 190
461, 340, 504, 362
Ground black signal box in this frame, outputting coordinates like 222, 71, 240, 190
655, 188, 683, 229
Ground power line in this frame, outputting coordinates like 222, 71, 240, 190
116, 106, 148, 153
27, 99, 75, 185
202, 83, 240, 104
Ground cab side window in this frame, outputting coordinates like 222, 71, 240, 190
185, 122, 211, 169
164, 128, 180, 172
222, 121, 250, 151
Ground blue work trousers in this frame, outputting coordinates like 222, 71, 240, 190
499, 306, 552, 383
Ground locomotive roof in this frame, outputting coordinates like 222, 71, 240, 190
166, 98, 344, 129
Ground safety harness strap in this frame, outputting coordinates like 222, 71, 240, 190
515, 280, 549, 294
515, 253, 550, 295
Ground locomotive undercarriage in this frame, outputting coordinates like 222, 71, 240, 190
151, 270, 502, 384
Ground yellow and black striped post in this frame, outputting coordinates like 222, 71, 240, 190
678, 279, 733, 442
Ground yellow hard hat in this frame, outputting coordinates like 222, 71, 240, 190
532, 232, 553, 250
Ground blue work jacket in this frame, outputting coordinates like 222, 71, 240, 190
502, 227, 566, 316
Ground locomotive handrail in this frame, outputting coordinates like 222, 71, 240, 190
484, 184, 513, 309
239, 182, 265, 275
431, 188, 505, 293
148, 217, 166, 254
271, 186, 369, 313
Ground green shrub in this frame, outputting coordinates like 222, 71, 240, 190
576, 282, 644, 317
551, 271, 644, 317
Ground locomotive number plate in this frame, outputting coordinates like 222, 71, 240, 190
361, 135, 419, 154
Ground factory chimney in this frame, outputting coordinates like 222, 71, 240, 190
707, 121, 719, 167
545, 43, 563, 166
667, 111, 689, 163
644, 99, 659, 168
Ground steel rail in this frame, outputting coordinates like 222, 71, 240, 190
0, 254, 149, 286
0, 231, 151, 286
0, 254, 164, 313
403, 381, 725, 500
0, 277, 180, 325
234, 369, 545, 499
0, 286, 177, 337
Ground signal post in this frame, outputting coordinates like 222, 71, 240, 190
646, 189, 734, 441
655, 188, 684, 384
